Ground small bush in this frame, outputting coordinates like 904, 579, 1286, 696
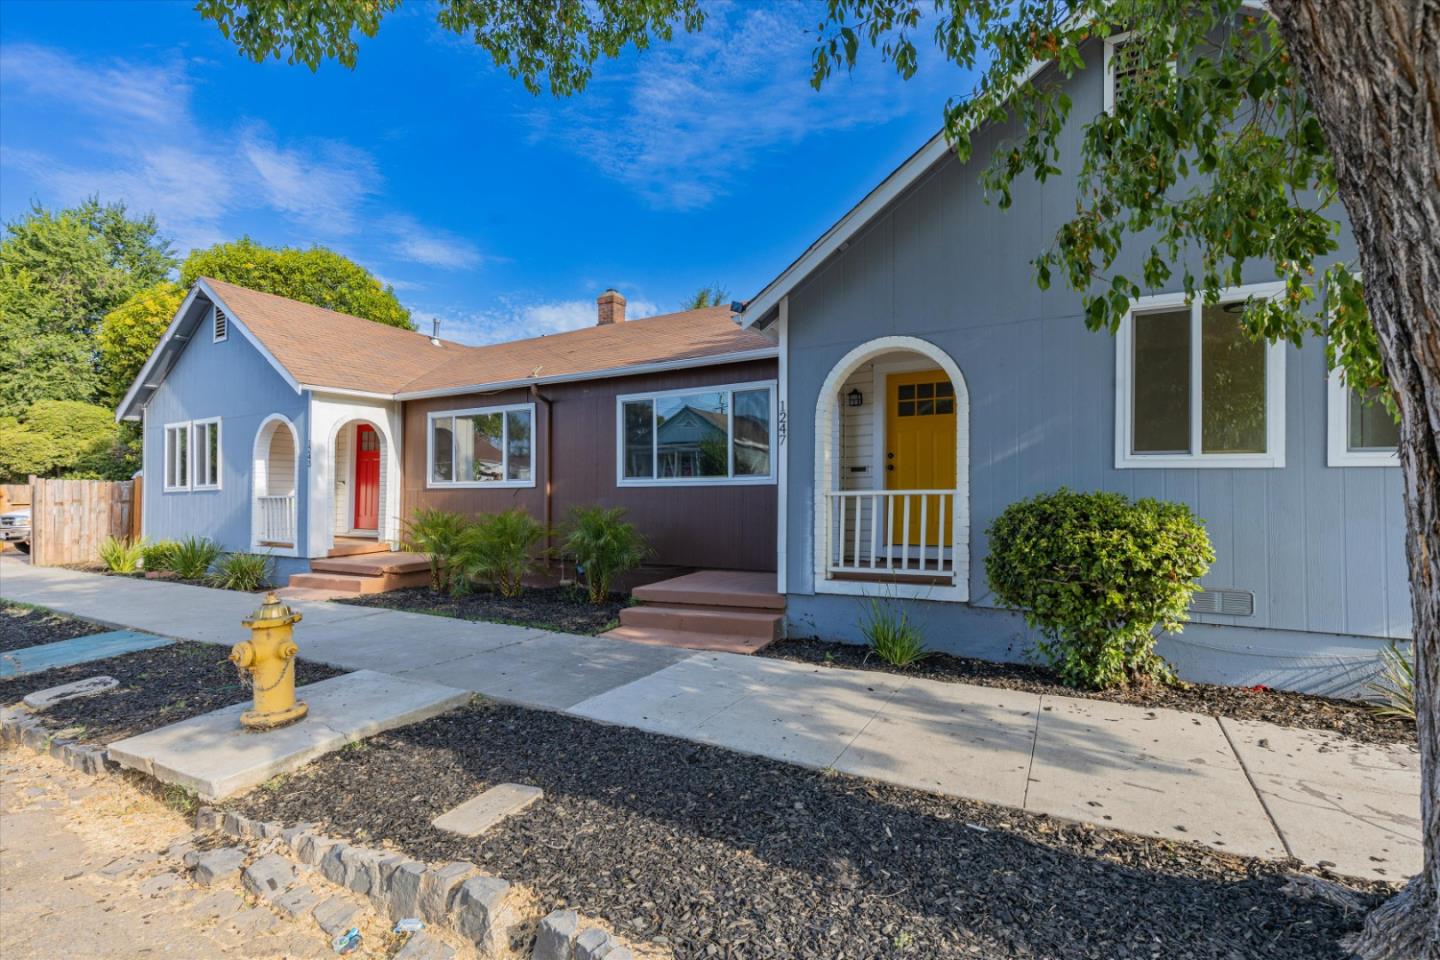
985, 488, 1214, 689
455, 508, 547, 598
141, 539, 180, 572
1366, 641, 1416, 722
97, 536, 144, 573
210, 552, 273, 591
563, 506, 649, 604
403, 508, 472, 593
860, 597, 930, 667
168, 536, 221, 581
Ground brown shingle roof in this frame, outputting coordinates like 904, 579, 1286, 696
201, 277, 462, 394
396, 305, 775, 396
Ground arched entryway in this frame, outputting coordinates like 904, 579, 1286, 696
813, 336, 970, 599
328, 418, 390, 545
253, 415, 299, 551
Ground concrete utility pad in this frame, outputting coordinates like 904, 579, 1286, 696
432, 783, 544, 837
22, 675, 119, 711
833, 676, 1040, 808
106, 670, 470, 800
0, 630, 171, 678
1222, 717, 1421, 881
1026, 695, 1284, 858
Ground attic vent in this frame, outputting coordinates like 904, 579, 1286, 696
213, 306, 229, 343
1189, 589, 1254, 617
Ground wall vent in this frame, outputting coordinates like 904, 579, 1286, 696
1190, 588, 1254, 617
213, 306, 229, 343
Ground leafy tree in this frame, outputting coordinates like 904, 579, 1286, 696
198, 1, 1440, 952
181, 238, 413, 330
682, 283, 730, 310
0, 400, 131, 482
97, 282, 186, 408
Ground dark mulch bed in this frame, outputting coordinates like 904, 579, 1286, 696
1, 603, 107, 653
763, 637, 1415, 748
64, 565, 267, 591
0, 640, 344, 744
233, 701, 1386, 960
337, 586, 625, 635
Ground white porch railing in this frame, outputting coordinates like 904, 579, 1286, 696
827, 489, 957, 579
256, 495, 296, 546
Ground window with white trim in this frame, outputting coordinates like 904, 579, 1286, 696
1116, 284, 1287, 468
1103, 33, 1142, 112
427, 403, 534, 487
192, 418, 222, 490
213, 306, 228, 342
617, 382, 776, 485
1327, 376, 1400, 467
164, 422, 190, 491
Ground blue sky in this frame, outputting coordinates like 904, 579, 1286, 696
0, 1, 974, 345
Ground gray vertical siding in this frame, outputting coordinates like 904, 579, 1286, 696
143, 310, 310, 574
781, 42, 1408, 690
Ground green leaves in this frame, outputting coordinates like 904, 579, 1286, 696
563, 505, 649, 604
454, 507, 548, 598
985, 488, 1214, 689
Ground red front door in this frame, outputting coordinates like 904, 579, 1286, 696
353, 424, 380, 531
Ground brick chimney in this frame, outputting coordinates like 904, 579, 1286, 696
596, 289, 626, 326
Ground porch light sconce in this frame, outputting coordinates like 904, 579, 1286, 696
847, 388, 864, 408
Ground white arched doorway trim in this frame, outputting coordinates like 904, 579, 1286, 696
325, 414, 392, 549
813, 335, 970, 601
252, 414, 300, 557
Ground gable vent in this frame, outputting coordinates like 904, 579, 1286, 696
213, 306, 228, 343
1190, 589, 1254, 617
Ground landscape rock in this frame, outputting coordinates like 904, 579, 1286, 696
297, 833, 338, 866
338, 844, 383, 895
417, 861, 476, 924
275, 884, 324, 920
451, 875, 512, 949
384, 861, 427, 920
241, 853, 297, 900
532, 909, 579, 960
312, 895, 365, 936
22, 675, 119, 711
195, 807, 222, 831
192, 847, 248, 886
393, 931, 458, 960
431, 782, 544, 838
319, 842, 349, 886
574, 928, 616, 960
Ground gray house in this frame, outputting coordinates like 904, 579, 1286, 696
737, 35, 1407, 695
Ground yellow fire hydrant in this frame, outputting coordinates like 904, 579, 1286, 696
230, 592, 308, 730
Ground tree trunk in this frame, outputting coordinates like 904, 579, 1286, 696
1269, 2, 1440, 957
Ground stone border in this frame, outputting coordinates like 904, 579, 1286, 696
1, 704, 113, 776
203, 808, 645, 960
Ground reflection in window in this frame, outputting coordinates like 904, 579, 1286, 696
1200, 304, 1266, 454
507, 410, 532, 481
1349, 386, 1400, 452
459, 412, 504, 482
619, 384, 775, 483
430, 420, 454, 483
428, 405, 533, 485
1132, 308, 1191, 454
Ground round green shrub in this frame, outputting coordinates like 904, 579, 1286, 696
984, 488, 1214, 689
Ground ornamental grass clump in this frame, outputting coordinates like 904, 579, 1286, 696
563, 506, 649, 604
168, 536, 221, 581
97, 536, 144, 573
1366, 641, 1416, 723
141, 539, 180, 572
985, 488, 1214, 690
209, 551, 273, 591
403, 508, 472, 593
454, 507, 547, 598
860, 596, 930, 667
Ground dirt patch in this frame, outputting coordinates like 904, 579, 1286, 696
232, 701, 1386, 960
337, 586, 626, 635
1, 641, 345, 744
763, 637, 1414, 748
1, 603, 107, 653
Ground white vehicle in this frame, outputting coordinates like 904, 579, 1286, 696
0, 506, 31, 553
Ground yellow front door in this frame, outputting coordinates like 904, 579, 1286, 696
885, 369, 956, 546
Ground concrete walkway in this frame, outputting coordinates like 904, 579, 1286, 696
2, 557, 1420, 882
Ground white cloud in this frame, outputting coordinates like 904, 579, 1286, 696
240, 128, 380, 235
384, 215, 485, 269
528, 1, 951, 210
0, 43, 188, 128
430, 294, 659, 346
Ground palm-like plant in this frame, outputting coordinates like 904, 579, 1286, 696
454, 508, 547, 598
563, 506, 648, 604
97, 536, 145, 573
403, 508, 471, 593
1366, 641, 1416, 722
168, 536, 221, 580
209, 552, 273, 591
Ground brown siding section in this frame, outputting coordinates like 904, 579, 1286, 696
402, 359, 778, 572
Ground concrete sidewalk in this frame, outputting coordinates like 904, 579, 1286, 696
2, 557, 1420, 882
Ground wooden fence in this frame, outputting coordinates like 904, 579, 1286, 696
26, 476, 141, 567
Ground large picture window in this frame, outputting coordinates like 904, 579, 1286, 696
1115, 283, 1286, 468
617, 382, 776, 485
164, 418, 222, 492
427, 403, 535, 487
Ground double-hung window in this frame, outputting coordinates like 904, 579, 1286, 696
1116, 283, 1287, 468
427, 403, 535, 487
617, 381, 777, 485
1328, 377, 1400, 467
164, 419, 222, 492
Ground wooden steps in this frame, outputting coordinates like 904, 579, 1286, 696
327, 537, 390, 558
282, 550, 431, 597
603, 570, 785, 655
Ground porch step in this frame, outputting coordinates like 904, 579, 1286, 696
618, 603, 782, 641
631, 570, 783, 610
284, 550, 432, 596
327, 538, 390, 558
309, 553, 431, 577
600, 625, 774, 656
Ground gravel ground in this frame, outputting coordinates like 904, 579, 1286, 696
764, 637, 1414, 747
1, 602, 107, 653
233, 701, 1386, 960
337, 586, 626, 635
0, 641, 344, 744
